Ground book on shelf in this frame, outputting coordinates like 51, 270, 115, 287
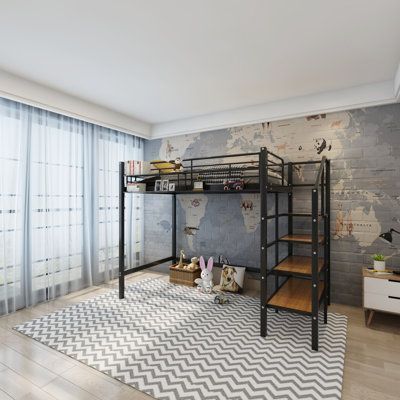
125, 160, 143, 175
124, 160, 152, 175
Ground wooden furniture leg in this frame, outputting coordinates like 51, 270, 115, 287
365, 309, 375, 327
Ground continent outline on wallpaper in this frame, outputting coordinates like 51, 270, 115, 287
240, 193, 260, 233
178, 195, 208, 251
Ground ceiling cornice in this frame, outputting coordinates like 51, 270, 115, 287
150, 73, 400, 140
2, 62, 400, 141
0, 69, 151, 139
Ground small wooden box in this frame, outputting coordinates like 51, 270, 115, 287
169, 264, 201, 287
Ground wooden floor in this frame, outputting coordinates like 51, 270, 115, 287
0, 271, 399, 400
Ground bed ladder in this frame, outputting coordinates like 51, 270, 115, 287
260, 155, 330, 351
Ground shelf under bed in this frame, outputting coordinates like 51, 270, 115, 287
267, 277, 325, 314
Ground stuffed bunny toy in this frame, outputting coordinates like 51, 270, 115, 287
194, 256, 214, 293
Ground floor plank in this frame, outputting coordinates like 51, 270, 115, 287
1, 332, 76, 375
0, 368, 55, 399
42, 376, 100, 400
0, 345, 57, 388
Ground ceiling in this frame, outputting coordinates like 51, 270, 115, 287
0, 0, 400, 138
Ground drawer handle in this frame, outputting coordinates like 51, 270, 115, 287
389, 279, 400, 283
388, 296, 400, 300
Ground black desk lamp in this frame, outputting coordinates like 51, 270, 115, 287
379, 228, 400, 245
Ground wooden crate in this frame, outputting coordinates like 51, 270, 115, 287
169, 264, 201, 287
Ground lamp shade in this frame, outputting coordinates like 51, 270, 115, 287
379, 229, 400, 245
379, 231, 392, 244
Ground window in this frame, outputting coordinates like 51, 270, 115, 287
30, 115, 85, 299
0, 103, 23, 313
98, 130, 143, 281
0, 98, 144, 315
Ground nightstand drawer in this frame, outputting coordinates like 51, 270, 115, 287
364, 292, 400, 314
364, 277, 400, 297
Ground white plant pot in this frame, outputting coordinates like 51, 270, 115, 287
374, 260, 386, 271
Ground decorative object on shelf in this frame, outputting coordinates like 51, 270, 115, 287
379, 228, 400, 245
168, 157, 184, 172
126, 181, 146, 192
150, 160, 176, 173
168, 182, 176, 191
194, 256, 214, 293
177, 249, 185, 269
186, 256, 199, 271
161, 179, 169, 191
198, 166, 246, 189
154, 180, 161, 191
372, 254, 386, 271
218, 264, 246, 292
193, 180, 204, 191
223, 179, 244, 191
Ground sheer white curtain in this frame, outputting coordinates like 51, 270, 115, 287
98, 129, 144, 283
0, 100, 25, 313
0, 98, 144, 315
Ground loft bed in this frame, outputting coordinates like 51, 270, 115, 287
118, 147, 331, 351
125, 150, 289, 193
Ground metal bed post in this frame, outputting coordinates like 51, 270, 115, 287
321, 165, 328, 324
311, 186, 319, 351
119, 161, 125, 299
172, 193, 177, 262
326, 159, 331, 305
260, 147, 268, 337
274, 192, 279, 311
287, 163, 293, 257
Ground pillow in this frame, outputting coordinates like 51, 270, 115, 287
219, 264, 246, 293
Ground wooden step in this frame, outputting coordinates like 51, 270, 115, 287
267, 278, 325, 313
286, 213, 325, 217
274, 256, 324, 276
279, 234, 324, 244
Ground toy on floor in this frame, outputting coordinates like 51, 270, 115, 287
177, 249, 185, 268
214, 293, 230, 304
185, 256, 199, 271
194, 256, 214, 293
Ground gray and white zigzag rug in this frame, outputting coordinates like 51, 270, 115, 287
14, 278, 347, 400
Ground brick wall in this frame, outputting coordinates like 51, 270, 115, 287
144, 104, 400, 306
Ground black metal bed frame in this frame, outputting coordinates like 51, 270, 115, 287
119, 147, 330, 351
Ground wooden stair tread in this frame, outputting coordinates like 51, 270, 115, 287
274, 256, 324, 275
267, 278, 324, 313
279, 234, 324, 244
287, 213, 324, 217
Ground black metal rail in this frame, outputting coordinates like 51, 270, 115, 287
126, 149, 285, 193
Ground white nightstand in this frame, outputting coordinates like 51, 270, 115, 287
363, 268, 400, 327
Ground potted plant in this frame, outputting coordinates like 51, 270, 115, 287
372, 254, 386, 271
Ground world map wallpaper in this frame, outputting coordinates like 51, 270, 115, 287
144, 104, 400, 306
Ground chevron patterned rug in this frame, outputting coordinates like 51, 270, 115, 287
14, 278, 347, 400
